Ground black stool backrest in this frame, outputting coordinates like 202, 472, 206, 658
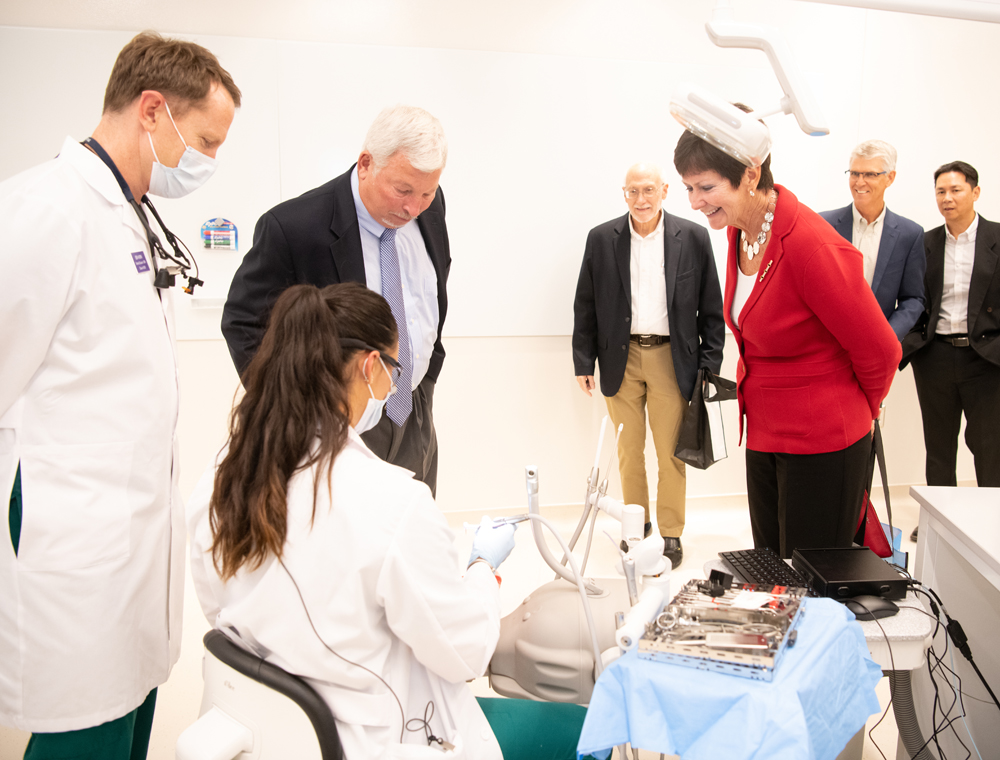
204, 629, 344, 760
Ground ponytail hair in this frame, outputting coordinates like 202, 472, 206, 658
210, 282, 397, 580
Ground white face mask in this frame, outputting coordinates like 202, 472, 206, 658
354, 356, 395, 434
354, 392, 387, 435
147, 101, 218, 198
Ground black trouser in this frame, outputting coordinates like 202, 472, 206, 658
746, 433, 870, 559
911, 338, 1000, 487
361, 374, 439, 495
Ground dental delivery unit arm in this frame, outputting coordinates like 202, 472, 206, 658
487, 417, 670, 703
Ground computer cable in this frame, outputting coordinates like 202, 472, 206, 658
904, 579, 993, 759
902, 584, 964, 759
949, 643, 984, 760
848, 597, 896, 760
910, 581, 1000, 712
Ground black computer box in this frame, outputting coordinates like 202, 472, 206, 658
791, 547, 907, 601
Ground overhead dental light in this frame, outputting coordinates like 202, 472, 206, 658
669, 83, 774, 168
670, 0, 830, 168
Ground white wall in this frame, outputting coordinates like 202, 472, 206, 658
2, 0, 994, 513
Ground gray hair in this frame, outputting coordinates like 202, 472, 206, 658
850, 140, 897, 173
363, 105, 447, 174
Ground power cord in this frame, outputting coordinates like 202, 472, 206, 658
847, 598, 896, 760
911, 581, 1000, 712
900, 577, 1000, 759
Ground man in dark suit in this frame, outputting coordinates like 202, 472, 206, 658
573, 163, 725, 568
222, 105, 451, 494
820, 140, 925, 340
901, 162, 1000, 531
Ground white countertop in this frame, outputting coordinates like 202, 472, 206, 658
910, 486, 1000, 585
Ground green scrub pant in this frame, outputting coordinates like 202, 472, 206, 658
23, 688, 157, 760
9, 463, 21, 555
477, 697, 597, 760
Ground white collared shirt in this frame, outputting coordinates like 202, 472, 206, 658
351, 167, 438, 390
851, 204, 886, 286
629, 212, 670, 335
937, 214, 979, 335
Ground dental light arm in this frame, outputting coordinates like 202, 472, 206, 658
800, 0, 1000, 25
706, 0, 829, 136
670, 0, 829, 169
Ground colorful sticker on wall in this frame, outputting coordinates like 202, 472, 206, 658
201, 218, 238, 250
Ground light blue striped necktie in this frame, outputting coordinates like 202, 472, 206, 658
379, 228, 412, 425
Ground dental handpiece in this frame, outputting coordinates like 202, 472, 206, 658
462, 514, 531, 533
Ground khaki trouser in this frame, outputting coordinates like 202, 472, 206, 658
604, 341, 688, 537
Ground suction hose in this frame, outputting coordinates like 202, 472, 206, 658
888, 669, 936, 760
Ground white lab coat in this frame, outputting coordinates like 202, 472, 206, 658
0, 138, 184, 732
188, 429, 504, 760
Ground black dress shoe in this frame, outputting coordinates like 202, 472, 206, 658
663, 536, 683, 569
644, 522, 652, 538
910, 526, 918, 542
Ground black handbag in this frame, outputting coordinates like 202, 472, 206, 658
674, 368, 737, 470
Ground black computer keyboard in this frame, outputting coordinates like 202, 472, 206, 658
719, 548, 815, 594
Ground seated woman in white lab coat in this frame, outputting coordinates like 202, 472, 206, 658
188, 283, 593, 760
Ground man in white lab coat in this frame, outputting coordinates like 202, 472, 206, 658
0, 32, 239, 760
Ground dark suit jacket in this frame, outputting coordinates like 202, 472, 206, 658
900, 215, 1000, 369
572, 211, 725, 401
222, 165, 451, 379
819, 204, 926, 340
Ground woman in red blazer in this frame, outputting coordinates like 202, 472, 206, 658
673, 130, 900, 558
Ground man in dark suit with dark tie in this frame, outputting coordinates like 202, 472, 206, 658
222, 105, 451, 494
573, 163, 725, 569
820, 140, 925, 340
902, 162, 1000, 538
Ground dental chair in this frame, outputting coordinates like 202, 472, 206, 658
175, 629, 343, 760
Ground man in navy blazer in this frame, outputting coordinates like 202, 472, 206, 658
222, 106, 451, 494
573, 163, 725, 568
820, 140, 925, 340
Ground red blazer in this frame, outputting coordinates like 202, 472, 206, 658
726, 186, 901, 454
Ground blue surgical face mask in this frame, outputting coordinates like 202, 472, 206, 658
354, 356, 395, 434
147, 101, 218, 199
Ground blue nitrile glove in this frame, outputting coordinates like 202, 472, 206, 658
468, 516, 517, 571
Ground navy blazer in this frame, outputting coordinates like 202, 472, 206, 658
901, 215, 1000, 369
819, 204, 926, 340
222, 165, 451, 379
572, 211, 725, 401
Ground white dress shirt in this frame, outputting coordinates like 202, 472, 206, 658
629, 212, 670, 335
351, 167, 438, 390
851, 204, 887, 286
937, 214, 979, 335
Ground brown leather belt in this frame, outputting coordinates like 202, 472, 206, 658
936, 334, 970, 347
630, 334, 670, 347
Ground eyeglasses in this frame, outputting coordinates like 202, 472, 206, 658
845, 170, 888, 180
378, 354, 402, 393
340, 338, 402, 391
624, 185, 662, 199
